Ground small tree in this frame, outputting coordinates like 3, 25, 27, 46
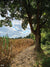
0, 0, 50, 52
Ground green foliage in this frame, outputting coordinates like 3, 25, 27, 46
41, 44, 50, 55
41, 29, 50, 45
25, 33, 35, 40
9, 22, 12, 27
33, 44, 50, 67
2, 35, 9, 50
46, 32, 50, 41
42, 57, 50, 67
0, 0, 50, 29
0, 22, 2, 27
0, 20, 12, 27
2, 36, 5, 49
0, 0, 50, 51
5, 35, 9, 50
25, 30, 50, 45
46, 41, 50, 45
41, 37, 47, 45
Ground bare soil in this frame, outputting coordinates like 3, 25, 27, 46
11, 45, 36, 67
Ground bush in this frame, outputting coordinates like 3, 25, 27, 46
25, 33, 35, 40
42, 57, 50, 67
46, 33, 50, 41
46, 41, 50, 45
41, 37, 47, 45
41, 32, 50, 45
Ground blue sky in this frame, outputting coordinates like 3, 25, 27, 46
0, 15, 31, 38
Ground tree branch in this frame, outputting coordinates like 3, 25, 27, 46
29, 23, 36, 34
28, 16, 36, 34
22, 0, 36, 34
36, 1, 40, 31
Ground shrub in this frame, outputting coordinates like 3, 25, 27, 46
42, 57, 50, 67
46, 41, 50, 45
41, 37, 47, 45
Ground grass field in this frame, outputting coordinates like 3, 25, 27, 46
0, 37, 50, 58
0, 37, 50, 67
0, 38, 34, 60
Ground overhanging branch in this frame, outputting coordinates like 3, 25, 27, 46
22, 0, 36, 34
28, 16, 36, 34
29, 22, 36, 34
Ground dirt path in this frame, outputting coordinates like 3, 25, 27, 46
11, 45, 37, 67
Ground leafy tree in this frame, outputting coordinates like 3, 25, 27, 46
25, 33, 35, 40
0, 0, 50, 52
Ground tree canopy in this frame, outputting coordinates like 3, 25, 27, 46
0, 0, 50, 51
0, 0, 50, 29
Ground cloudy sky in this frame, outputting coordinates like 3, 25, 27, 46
0, 16, 31, 38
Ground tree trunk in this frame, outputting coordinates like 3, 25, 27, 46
34, 30, 41, 52
35, 34, 41, 50
34, 1, 42, 52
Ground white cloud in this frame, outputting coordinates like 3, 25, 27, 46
0, 19, 31, 38
0, 15, 5, 20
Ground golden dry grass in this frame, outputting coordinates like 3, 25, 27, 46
0, 38, 34, 67
10, 39, 34, 54
0, 38, 34, 60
